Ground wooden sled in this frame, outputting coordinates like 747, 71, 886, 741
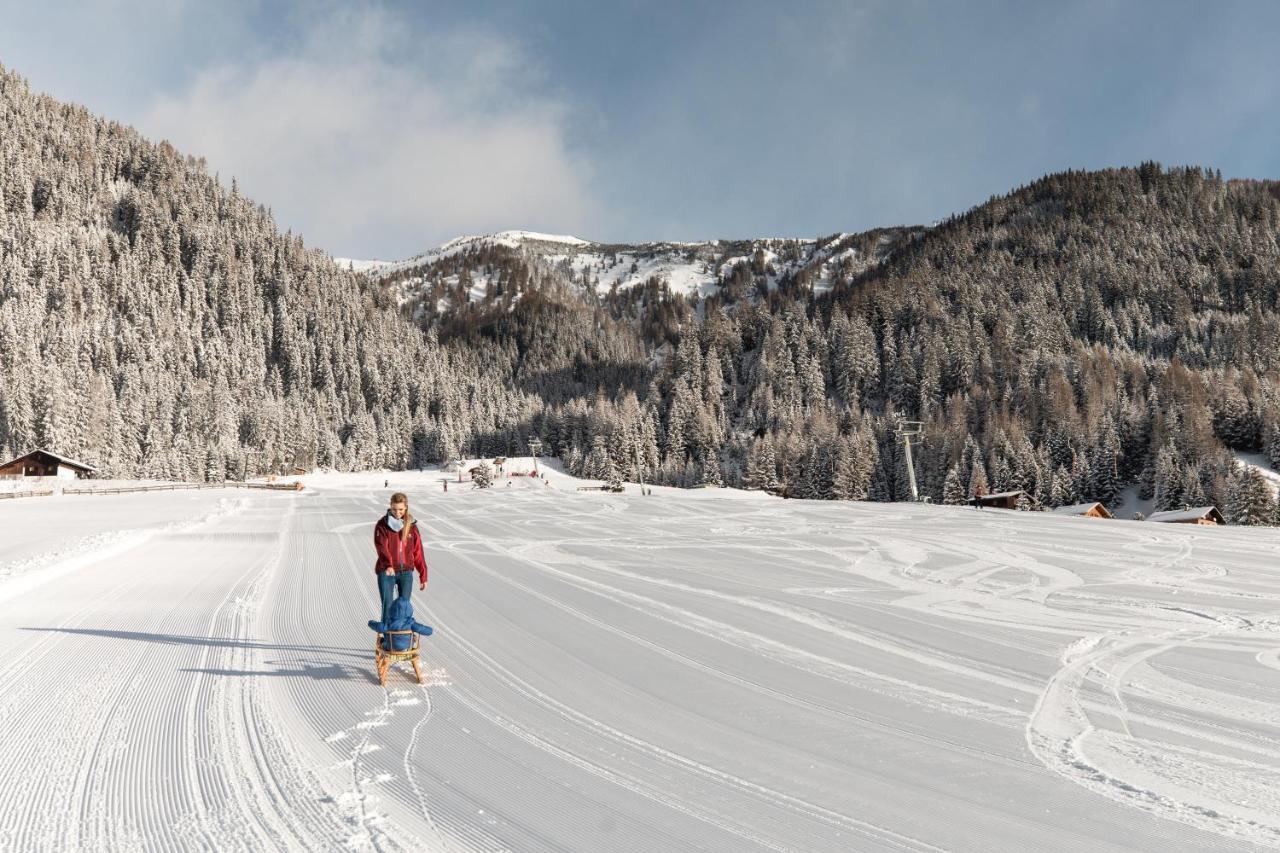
374, 630, 423, 686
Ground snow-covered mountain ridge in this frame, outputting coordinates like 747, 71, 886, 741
336, 227, 914, 303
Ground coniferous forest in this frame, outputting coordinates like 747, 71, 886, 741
3, 64, 1280, 524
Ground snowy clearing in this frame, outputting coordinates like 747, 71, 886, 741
1236, 451, 1280, 497
2, 471, 1279, 851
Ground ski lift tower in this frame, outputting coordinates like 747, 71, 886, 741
897, 421, 925, 502
528, 438, 542, 476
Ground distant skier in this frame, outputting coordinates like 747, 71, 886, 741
373, 492, 429, 625
973, 484, 985, 510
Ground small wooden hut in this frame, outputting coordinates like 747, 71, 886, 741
1051, 502, 1114, 519
1146, 506, 1224, 526
0, 449, 96, 480
973, 490, 1039, 510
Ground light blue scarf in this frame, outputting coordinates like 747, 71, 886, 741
386, 512, 404, 532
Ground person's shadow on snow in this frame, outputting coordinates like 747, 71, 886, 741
21, 626, 379, 683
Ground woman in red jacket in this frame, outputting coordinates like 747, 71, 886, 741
374, 492, 428, 625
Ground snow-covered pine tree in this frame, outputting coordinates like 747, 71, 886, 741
832, 435, 869, 500
1153, 445, 1186, 511
1089, 414, 1122, 505
1213, 386, 1260, 449
1181, 466, 1208, 507
942, 464, 966, 505
1266, 422, 1280, 471
967, 458, 989, 501
1033, 447, 1054, 506
698, 446, 722, 487
1048, 467, 1072, 507
989, 455, 1012, 493
758, 439, 780, 491
1227, 467, 1275, 526
586, 435, 612, 480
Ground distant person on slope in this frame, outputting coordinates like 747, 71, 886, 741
374, 492, 428, 625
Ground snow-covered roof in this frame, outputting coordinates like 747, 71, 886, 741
981, 490, 1031, 499
2, 448, 97, 471
1147, 506, 1223, 524
1051, 502, 1110, 516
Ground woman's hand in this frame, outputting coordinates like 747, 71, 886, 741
384, 568, 394, 576
419, 581, 426, 591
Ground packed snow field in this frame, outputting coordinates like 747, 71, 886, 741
2, 466, 1279, 851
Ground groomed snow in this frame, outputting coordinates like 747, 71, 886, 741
2, 469, 1280, 850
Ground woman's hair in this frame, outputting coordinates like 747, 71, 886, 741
389, 492, 414, 542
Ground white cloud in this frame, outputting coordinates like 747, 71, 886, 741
140, 8, 598, 259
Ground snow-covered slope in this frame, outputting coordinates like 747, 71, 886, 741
336, 228, 903, 303
4, 474, 1280, 850
1235, 450, 1280, 496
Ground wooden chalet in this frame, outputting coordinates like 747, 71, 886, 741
0, 449, 96, 480
973, 489, 1039, 510
1051, 502, 1114, 519
1146, 506, 1224, 526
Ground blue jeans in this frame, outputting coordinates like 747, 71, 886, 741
378, 571, 415, 624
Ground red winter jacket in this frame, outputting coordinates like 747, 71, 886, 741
374, 516, 428, 584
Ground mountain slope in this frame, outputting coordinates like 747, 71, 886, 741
0, 64, 525, 476
2, 61, 1278, 522
341, 227, 915, 308
345, 167, 1280, 524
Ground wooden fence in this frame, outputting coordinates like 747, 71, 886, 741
0, 489, 55, 500
1, 481, 303, 500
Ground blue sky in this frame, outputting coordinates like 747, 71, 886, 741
2, 1, 1277, 258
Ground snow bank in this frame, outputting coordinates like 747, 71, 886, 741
0, 495, 247, 605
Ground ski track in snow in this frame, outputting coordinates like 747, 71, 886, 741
3, 474, 1280, 850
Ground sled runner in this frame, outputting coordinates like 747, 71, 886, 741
373, 630, 422, 686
